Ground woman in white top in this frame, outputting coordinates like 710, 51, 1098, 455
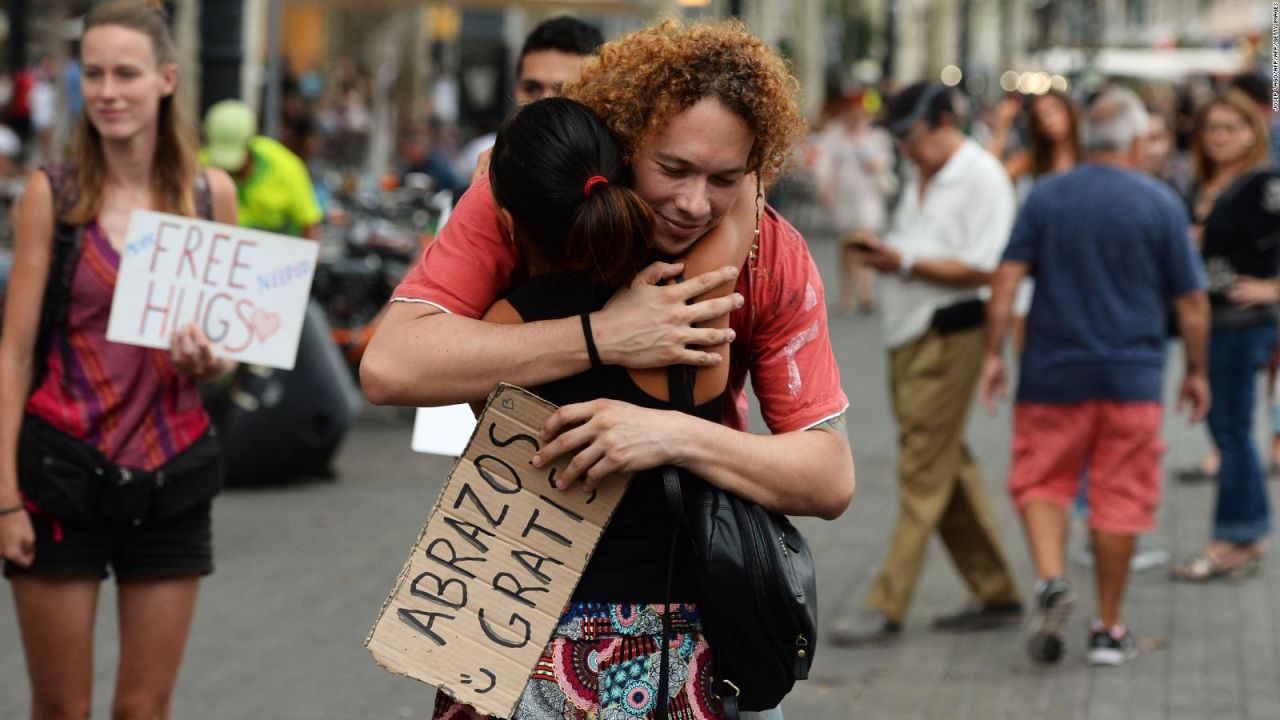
816, 90, 896, 314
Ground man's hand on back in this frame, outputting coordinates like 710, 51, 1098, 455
591, 261, 743, 369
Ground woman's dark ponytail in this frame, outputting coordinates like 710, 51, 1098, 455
490, 98, 653, 286
565, 182, 652, 286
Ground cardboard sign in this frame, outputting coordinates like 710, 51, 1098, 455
106, 210, 319, 370
412, 405, 478, 457
367, 384, 629, 718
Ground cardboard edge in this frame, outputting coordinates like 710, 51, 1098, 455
365, 382, 632, 718
363, 389, 505, 651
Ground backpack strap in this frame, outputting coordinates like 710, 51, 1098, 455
32, 164, 85, 396
194, 169, 213, 220
29, 167, 213, 396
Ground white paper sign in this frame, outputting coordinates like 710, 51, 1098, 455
106, 210, 319, 370
411, 405, 478, 457
408, 200, 475, 457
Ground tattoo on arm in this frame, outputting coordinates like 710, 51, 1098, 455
812, 413, 847, 435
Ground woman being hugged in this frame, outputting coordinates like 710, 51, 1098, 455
0, 1, 237, 717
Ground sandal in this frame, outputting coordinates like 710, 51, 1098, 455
1171, 548, 1260, 582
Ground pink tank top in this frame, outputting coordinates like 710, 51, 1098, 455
26, 220, 210, 471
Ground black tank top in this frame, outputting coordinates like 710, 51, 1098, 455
504, 272, 723, 602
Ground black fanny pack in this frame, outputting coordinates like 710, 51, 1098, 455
931, 298, 985, 335
18, 414, 224, 525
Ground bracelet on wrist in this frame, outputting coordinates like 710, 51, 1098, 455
580, 313, 603, 369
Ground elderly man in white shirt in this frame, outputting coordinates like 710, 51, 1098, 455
834, 83, 1022, 645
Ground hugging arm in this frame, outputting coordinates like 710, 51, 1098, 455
536, 404, 854, 519
362, 170, 745, 407
362, 263, 742, 406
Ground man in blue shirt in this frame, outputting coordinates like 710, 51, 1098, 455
980, 87, 1210, 668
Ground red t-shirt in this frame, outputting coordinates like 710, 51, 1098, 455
393, 177, 848, 434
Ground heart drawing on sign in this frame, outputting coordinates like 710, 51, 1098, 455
501, 398, 515, 410
251, 309, 282, 343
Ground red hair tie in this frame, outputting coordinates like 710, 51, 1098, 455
583, 175, 609, 197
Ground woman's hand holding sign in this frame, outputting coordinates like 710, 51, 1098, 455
532, 400, 682, 491
170, 324, 237, 381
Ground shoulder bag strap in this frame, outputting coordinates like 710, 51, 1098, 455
32, 164, 85, 395
656, 318, 700, 720
194, 169, 214, 220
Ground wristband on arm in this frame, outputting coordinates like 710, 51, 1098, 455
580, 312, 603, 369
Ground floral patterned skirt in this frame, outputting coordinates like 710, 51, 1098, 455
432, 602, 725, 720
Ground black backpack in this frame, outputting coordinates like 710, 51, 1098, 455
657, 365, 818, 719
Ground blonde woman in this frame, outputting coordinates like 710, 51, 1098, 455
0, 2, 237, 716
1173, 90, 1280, 581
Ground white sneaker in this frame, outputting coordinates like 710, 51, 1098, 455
1087, 625, 1139, 667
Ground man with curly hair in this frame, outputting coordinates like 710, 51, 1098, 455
363, 21, 853, 717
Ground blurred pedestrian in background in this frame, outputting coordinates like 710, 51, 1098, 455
832, 83, 1020, 645
0, 2, 238, 717
814, 88, 895, 315
986, 89, 1082, 352
1142, 105, 1194, 200
201, 99, 323, 240
459, 15, 605, 186
400, 118, 463, 196
1227, 74, 1280, 167
981, 87, 1209, 667
989, 89, 1082, 194
1173, 89, 1280, 582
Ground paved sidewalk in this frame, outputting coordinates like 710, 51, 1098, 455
1, 234, 1279, 718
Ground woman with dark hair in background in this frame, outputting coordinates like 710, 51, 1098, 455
987, 89, 1083, 351
1173, 89, 1280, 581
989, 88, 1082, 191
0, 1, 237, 716
438, 95, 753, 720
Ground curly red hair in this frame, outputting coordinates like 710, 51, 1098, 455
563, 19, 805, 187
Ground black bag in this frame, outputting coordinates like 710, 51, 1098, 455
930, 298, 985, 335
17, 414, 108, 521
658, 367, 818, 718
18, 413, 224, 525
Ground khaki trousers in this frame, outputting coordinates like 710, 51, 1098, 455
866, 326, 1020, 623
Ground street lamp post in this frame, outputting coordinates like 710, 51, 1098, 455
199, 0, 244, 116
7, 0, 27, 72
882, 0, 896, 83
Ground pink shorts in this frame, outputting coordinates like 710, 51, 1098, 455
1008, 401, 1164, 535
